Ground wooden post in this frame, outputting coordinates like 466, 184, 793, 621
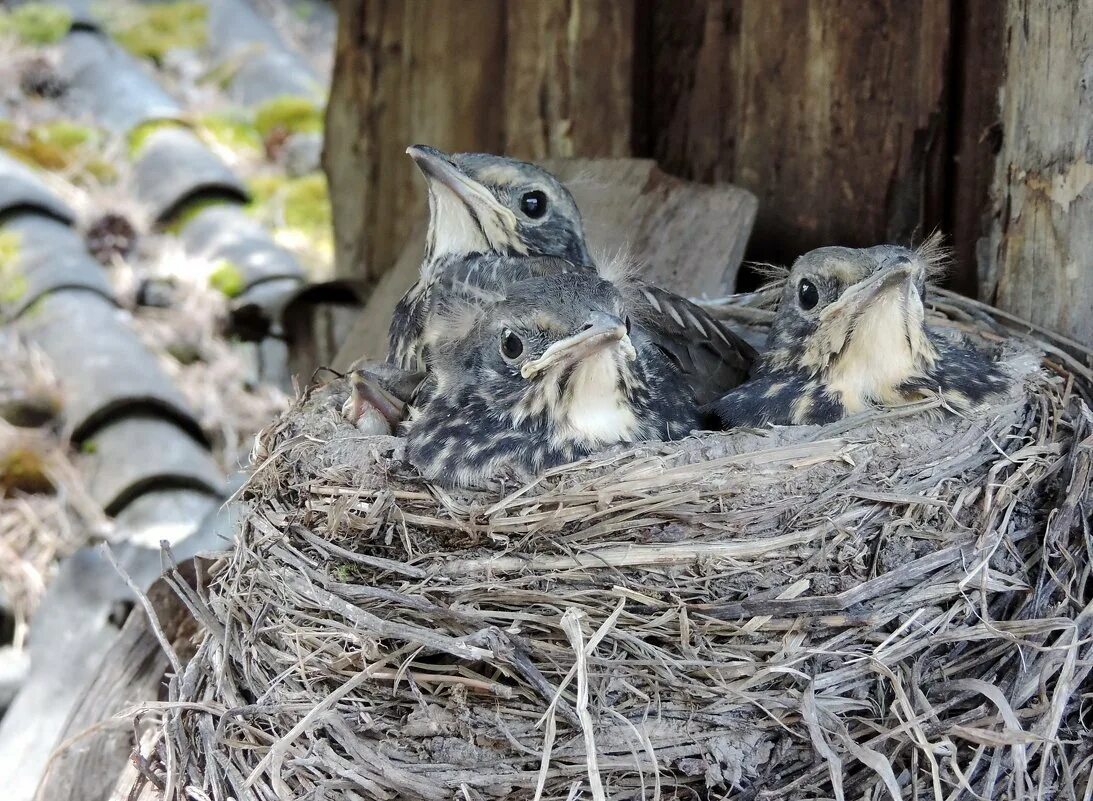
323, 0, 506, 283
641, 0, 952, 266
984, 1, 1093, 348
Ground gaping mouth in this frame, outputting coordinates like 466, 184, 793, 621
521, 315, 636, 379
349, 371, 406, 426
406, 144, 516, 231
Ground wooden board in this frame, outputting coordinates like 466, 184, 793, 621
983, 0, 1093, 348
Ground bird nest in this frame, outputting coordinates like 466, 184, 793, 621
127, 290, 1092, 801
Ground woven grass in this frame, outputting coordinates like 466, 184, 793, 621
130, 289, 1092, 801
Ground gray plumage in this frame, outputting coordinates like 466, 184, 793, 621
707, 238, 1010, 427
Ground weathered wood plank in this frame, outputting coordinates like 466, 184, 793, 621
35, 569, 194, 801
643, 0, 951, 264
947, 2, 1004, 297
983, 0, 1093, 348
503, 0, 634, 160
324, 0, 506, 283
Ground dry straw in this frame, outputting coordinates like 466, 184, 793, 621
124, 288, 1091, 801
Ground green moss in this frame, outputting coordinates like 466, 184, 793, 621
198, 112, 263, 154
247, 172, 333, 269
0, 120, 117, 185
208, 260, 246, 298
0, 230, 20, 265
127, 119, 186, 159
248, 172, 332, 259
31, 120, 96, 149
1, 446, 54, 494
107, 1, 207, 61
0, 4, 72, 45
281, 173, 332, 233
254, 95, 323, 138
0, 232, 27, 305
330, 563, 354, 583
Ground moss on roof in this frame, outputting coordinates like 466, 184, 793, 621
254, 95, 323, 139
105, 1, 207, 62
0, 3, 72, 45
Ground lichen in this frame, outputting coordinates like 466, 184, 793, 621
31, 120, 95, 149
247, 172, 333, 268
106, 1, 207, 62
128, 119, 186, 158
0, 3, 72, 45
0, 120, 116, 185
208, 260, 246, 298
0, 231, 27, 306
0, 446, 53, 494
199, 112, 263, 155
254, 95, 323, 139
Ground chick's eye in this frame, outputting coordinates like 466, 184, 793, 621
519, 190, 548, 219
500, 329, 524, 360
798, 278, 819, 310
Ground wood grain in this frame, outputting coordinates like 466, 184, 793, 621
643, 0, 951, 265
984, 0, 1093, 348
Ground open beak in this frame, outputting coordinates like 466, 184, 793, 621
521, 313, 635, 379
349, 371, 406, 427
406, 144, 514, 227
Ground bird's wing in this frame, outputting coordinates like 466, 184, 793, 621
629, 283, 758, 405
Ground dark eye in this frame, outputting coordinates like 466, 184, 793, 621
500, 329, 524, 360
624, 316, 631, 334
519, 190, 548, 219
798, 278, 819, 310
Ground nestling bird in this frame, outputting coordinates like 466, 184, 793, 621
403, 271, 705, 487
389, 144, 596, 371
706, 239, 1010, 427
344, 146, 755, 434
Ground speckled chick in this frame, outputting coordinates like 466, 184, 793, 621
707, 238, 1010, 427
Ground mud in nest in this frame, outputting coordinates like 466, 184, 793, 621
128, 290, 1092, 801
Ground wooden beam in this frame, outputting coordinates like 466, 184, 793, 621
503, 0, 634, 160
983, 0, 1093, 348
644, 0, 951, 265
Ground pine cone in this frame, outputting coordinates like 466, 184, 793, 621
85, 213, 137, 265
19, 57, 67, 99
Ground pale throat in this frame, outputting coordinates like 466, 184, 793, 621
825, 289, 937, 412
426, 187, 526, 262
555, 348, 639, 446
427, 188, 490, 261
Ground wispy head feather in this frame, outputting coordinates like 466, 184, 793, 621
914, 230, 952, 281
425, 295, 489, 351
595, 246, 644, 289
746, 260, 790, 291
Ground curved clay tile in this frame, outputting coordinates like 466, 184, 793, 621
181, 204, 304, 289
130, 126, 248, 224
207, 0, 320, 105
0, 214, 114, 321
61, 30, 181, 135
15, 290, 203, 442
78, 415, 223, 515
0, 152, 76, 225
